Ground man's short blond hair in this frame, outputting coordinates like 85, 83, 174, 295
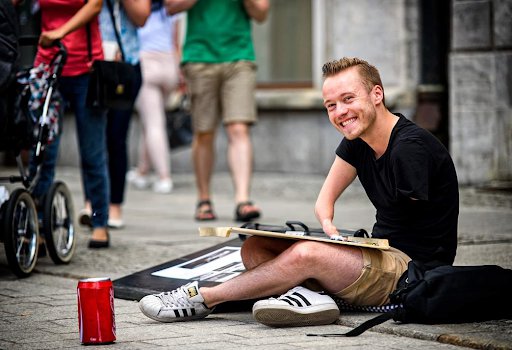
322, 57, 385, 106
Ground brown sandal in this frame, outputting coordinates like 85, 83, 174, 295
235, 201, 261, 222
195, 200, 217, 221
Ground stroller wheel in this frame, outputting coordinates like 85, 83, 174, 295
3, 188, 39, 277
42, 181, 76, 264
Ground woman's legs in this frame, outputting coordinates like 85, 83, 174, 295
106, 64, 143, 220
135, 51, 178, 192
106, 107, 132, 218
136, 72, 171, 180
61, 75, 109, 242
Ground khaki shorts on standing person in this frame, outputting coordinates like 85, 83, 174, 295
334, 247, 411, 306
182, 61, 257, 132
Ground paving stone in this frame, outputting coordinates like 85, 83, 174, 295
1, 168, 511, 350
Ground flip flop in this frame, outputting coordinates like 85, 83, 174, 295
195, 200, 217, 221
235, 201, 261, 222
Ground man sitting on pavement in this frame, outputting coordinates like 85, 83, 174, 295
138, 57, 459, 327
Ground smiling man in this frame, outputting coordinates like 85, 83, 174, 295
317, 57, 459, 265
138, 57, 459, 328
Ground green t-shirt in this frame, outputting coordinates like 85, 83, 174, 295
182, 0, 255, 63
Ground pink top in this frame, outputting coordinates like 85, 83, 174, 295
35, 0, 104, 77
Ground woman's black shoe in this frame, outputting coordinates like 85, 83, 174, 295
88, 233, 110, 249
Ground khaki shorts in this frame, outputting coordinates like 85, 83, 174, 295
182, 61, 257, 132
334, 247, 411, 306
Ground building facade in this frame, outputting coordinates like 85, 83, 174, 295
47, 0, 511, 186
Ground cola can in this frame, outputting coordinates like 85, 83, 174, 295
77, 277, 116, 344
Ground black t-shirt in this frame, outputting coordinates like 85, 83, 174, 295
336, 114, 459, 264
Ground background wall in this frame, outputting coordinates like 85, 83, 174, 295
450, 0, 512, 185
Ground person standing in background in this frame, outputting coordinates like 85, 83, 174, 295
127, 2, 181, 194
0, 0, 21, 124
165, 0, 269, 222
78, 0, 150, 230
30, 0, 111, 248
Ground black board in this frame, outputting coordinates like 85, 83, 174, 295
113, 238, 255, 312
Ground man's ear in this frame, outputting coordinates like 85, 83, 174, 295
372, 85, 384, 105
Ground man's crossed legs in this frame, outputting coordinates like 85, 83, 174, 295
139, 237, 410, 327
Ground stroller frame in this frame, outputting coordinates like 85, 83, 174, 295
0, 38, 76, 277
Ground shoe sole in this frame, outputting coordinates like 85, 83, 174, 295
253, 305, 340, 327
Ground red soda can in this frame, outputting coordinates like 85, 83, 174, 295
77, 277, 116, 344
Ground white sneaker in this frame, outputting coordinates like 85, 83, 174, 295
152, 178, 173, 194
139, 281, 213, 322
252, 286, 340, 327
126, 169, 151, 190
107, 218, 124, 229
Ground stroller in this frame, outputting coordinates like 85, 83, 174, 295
0, 38, 76, 277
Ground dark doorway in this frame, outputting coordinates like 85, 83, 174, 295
415, 0, 450, 149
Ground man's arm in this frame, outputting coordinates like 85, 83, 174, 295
122, 0, 151, 27
315, 156, 357, 237
243, 0, 269, 23
164, 0, 197, 15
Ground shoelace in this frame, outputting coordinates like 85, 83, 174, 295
157, 287, 193, 308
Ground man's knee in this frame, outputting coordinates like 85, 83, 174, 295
285, 241, 324, 266
240, 236, 267, 269
225, 122, 249, 140
195, 131, 215, 142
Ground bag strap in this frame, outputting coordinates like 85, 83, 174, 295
306, 312, 395, 338
104, 0, 127, 62
85, 0, 92, 63
85, 0, 127, 63
306, 298, 402, 338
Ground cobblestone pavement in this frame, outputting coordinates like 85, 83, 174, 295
0, 167, 511, 349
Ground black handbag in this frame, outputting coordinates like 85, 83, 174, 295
85, 0, 136, 110
166, 95, 193, 149
86, 60, 135, 110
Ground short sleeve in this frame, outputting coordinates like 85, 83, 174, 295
391, 139, 431, 201
336, 138, 360, 168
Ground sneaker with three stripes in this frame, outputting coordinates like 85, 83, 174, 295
138, 281, 213, 322
252, 286, 340, 327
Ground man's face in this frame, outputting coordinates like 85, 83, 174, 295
322, 67, 378, 141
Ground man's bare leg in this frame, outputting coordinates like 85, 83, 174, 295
192, 131, 217, 220
200, 239, 364, 308
138, 238, 363, 323
192, 131, 215, 201
225, 122, 253, 203
192, 131, 215, 220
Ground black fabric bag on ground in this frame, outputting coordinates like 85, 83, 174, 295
309, 260, 512, 337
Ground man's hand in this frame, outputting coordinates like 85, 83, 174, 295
243, 0, 269, 23
321, 218, 339, 238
